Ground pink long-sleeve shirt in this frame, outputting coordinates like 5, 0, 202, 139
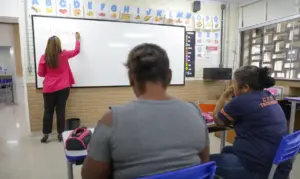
38, 40, 80, 93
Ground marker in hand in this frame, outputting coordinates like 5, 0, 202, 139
75, 32, 80, 41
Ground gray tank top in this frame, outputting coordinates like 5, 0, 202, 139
87, 99, 209, 179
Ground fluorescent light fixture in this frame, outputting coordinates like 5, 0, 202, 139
7, 140, 18, 144
16, 123, 20, 128
108, 43, 129, 48
123, 33, 152, 38
10, 47, 14, 55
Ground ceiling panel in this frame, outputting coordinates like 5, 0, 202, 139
200, 0, 253, 4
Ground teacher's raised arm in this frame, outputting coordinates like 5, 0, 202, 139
64, 32, 81, 59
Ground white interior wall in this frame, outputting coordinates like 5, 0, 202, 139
0, 0, 19, 23
21, 0, 239, 82
240, 0, 300, 28
225, 3, 239, 72
0, 24, 14, 46
0, 0, 19, 18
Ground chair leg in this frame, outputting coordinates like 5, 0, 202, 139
267, 164, 277, 179
214, 174, 224, 179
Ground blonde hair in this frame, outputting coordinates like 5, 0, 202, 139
45, 36, 62, 69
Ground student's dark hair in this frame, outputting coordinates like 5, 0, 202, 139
234, 66, 275, 90
125, 43, 170, 90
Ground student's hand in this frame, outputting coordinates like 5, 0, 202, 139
75, 32, 80, 41
222, 86, 234, 99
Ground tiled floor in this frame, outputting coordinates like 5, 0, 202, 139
0, 103, 299, 179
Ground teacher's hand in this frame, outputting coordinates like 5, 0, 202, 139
75, 32, 80, 41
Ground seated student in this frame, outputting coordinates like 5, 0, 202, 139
211, 66, 292, 179
81, 43, 210, 179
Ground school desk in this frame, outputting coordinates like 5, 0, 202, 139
284, 97, 300, 133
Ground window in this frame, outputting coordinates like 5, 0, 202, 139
240, 18, 300, 80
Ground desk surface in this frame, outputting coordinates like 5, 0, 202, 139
284, 97, 300, 102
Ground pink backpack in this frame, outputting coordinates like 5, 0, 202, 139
65, 127, 92, 150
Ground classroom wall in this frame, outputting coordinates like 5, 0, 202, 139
19, 0, 239, 131
0, 0, 19, 23
0, 24, 14, 47
240, 0, 300, 28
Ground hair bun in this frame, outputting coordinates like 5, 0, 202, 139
258, 67, 275, 88
137, 55, 157, 70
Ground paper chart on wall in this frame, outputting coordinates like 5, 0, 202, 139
132, 7, 154, 23
195, 46, 219, 66
212, 16, 220, 30
84, 0, 96, 18
204, 16, 212, 30
119, 5, 133, 21
56, 0, 70, 16
194, 14, 204, 30
195, 50, 219, 79
195, 36, 220, 77
195, 31, 203, 45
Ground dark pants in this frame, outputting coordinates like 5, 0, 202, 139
210, 146, 292, 179
42, 88, 70, 134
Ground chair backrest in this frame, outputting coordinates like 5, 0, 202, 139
273, 130, 300, 165
137, 162, 216, 179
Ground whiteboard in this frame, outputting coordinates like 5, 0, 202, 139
32, 16, 185, 88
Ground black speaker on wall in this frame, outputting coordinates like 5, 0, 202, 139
193, 1, 201, 12
203, 68, 232, 80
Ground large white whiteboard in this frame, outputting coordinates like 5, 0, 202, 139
32, 16, 185, 88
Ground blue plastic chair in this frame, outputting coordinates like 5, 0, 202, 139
137, 162, 216, 179
268, 130, 300, 179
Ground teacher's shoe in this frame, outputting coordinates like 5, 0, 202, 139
41, 134, 49, 143
58, 133, 63, 142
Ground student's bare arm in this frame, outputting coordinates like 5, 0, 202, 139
199, 145, 210, 163
81, 111, 113, 179
82, 157, 111, 179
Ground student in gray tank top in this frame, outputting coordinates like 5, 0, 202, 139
81, 43, 210, 179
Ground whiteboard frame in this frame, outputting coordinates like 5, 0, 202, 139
31, 15, 186, 89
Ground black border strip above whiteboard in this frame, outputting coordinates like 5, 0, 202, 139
31, 15, 186, 89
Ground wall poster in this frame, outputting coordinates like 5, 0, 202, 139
185, 31, 196, 77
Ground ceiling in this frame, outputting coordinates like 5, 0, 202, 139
200, 0, 253, 4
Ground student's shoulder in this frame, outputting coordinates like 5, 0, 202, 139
181, 101, 204, 116
228, 92, 263, 107
109, 101, 137, 113
185, 101, 201, 110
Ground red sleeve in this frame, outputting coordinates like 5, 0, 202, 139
64, 40, 80, 59
217, 97, 243, 126
38, 56, 46, 77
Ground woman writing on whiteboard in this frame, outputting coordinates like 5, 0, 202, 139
38, 32, 81, 143
81, 43, 210, 179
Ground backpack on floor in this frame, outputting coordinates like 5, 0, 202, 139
65, 127, 92, 150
